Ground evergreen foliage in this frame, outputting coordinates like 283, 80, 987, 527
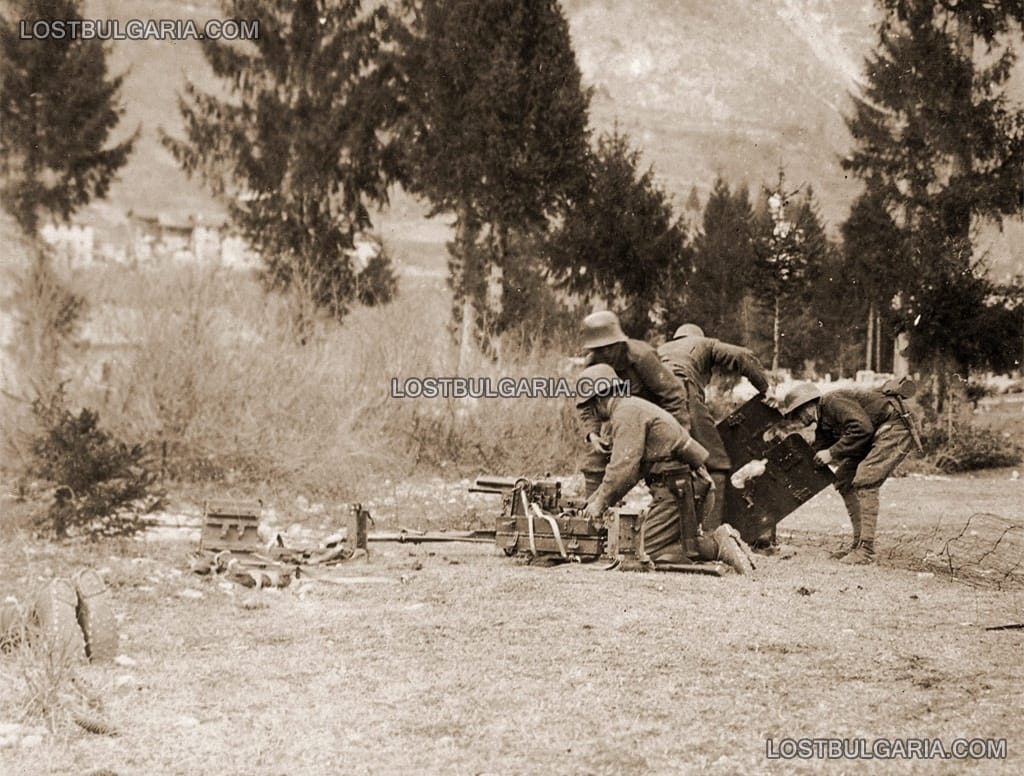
396, 0, 591, 345
0, 0, 136, 234
545, 129, 689, 337
162, 0, 402, 322
842, 0, 1024, 373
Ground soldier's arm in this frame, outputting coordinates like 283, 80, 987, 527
633, 346, 691, 430
824, 395, 874, 459
578, 351, 601, 437
589, 413, 645, 512
710, 340, 770, 394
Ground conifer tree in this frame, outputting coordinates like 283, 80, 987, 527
162, 0, 402, 322
0, 0, 135, 234
842, 0, 1023, 377
544, 129, 689, 338
687, 178, 757, 345
397, 0, 590, 354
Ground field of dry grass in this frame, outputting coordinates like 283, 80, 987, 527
2, 260, 585, 500
1, 472, 1021, 776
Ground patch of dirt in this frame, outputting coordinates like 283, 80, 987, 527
0, 474, 1021, 774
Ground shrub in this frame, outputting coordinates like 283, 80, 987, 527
28, 386, 159, 538
919, 419, 1021, 473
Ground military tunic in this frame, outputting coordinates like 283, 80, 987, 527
658, 336, 769, 471
813, 389, 914, 494
586, 396, 700, 560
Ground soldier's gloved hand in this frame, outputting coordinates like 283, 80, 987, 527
582, 499, 605, 521
586, 433, 611, 455
813, 449, 833, 467
761, 393, 780, 410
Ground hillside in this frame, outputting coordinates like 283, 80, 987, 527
70, 0, 1023, 275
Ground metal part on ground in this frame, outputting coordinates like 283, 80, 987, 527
200, 499, 263, 554
478, 477, 606, 562
31, 579, 86, 661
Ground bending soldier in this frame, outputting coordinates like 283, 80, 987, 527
575, 364, 754, 574
578, 311, 690, 496
780, 383, 917, 565
657, 323, 773, 530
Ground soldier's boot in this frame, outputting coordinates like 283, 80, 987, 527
840, 487, 877, 565
696, 524, 756, 575
830, 490, 863, 559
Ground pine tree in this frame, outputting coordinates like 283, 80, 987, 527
162, 0, 402, 323
0, 0, 136, 234
396, 0, 590, 356
840, 181, 907, 371
544, 128, 689, 337
843, 0, 1024, 377
687, 178, 757, 345
750, 172, 825, 371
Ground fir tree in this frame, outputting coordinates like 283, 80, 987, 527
162, 0, 402, 322
0, 0, 135, 234
750, 173, 826, 371
687, 178, 757, 346
544, 128, 689, 338
842, 0, 1024, 376
396, 0, 590, 355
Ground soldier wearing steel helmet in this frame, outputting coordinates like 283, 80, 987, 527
574, 365, 754, 573
780, 382, 916, 564
578, 311, 690, 496
658, 323, 773, 531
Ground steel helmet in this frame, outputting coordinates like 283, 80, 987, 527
779, 383, 822, 415
575, 363, 623, 406
581, 311, 627, 350
673, 323, 705, 339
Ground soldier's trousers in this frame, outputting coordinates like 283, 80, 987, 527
642, 470, 700, 561
833, 422, 914, 543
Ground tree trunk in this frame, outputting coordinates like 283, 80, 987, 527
893, 331, 910, 378
874, 308, 882, 373
865, 301, 875, 372
771, 295, 780, 372
454, 205, 477, 375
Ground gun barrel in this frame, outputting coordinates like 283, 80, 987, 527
367, 530, 496, 544
472, 476, 521, 491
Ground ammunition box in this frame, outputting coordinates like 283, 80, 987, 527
200, 499, 263, 553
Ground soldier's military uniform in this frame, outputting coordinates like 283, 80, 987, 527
585, 395, 705, 561
578, 312, 690, 495
658, 325, 770, 529
575, 377, 753, 573
784, 385, 915, 564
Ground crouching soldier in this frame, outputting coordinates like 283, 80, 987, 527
658, 323, 774, 531
575, 364, 754, 574
578, 311, 690, 497
780, 383, 917, 565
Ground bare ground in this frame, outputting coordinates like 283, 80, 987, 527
1, 473, 1022, 775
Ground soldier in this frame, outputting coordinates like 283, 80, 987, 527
576, 364, 754, 573
579, 311, 690, 496
657, 323, 774, 530
780, 383, 917, 564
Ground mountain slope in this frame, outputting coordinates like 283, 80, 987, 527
68, 0, 1021, 273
